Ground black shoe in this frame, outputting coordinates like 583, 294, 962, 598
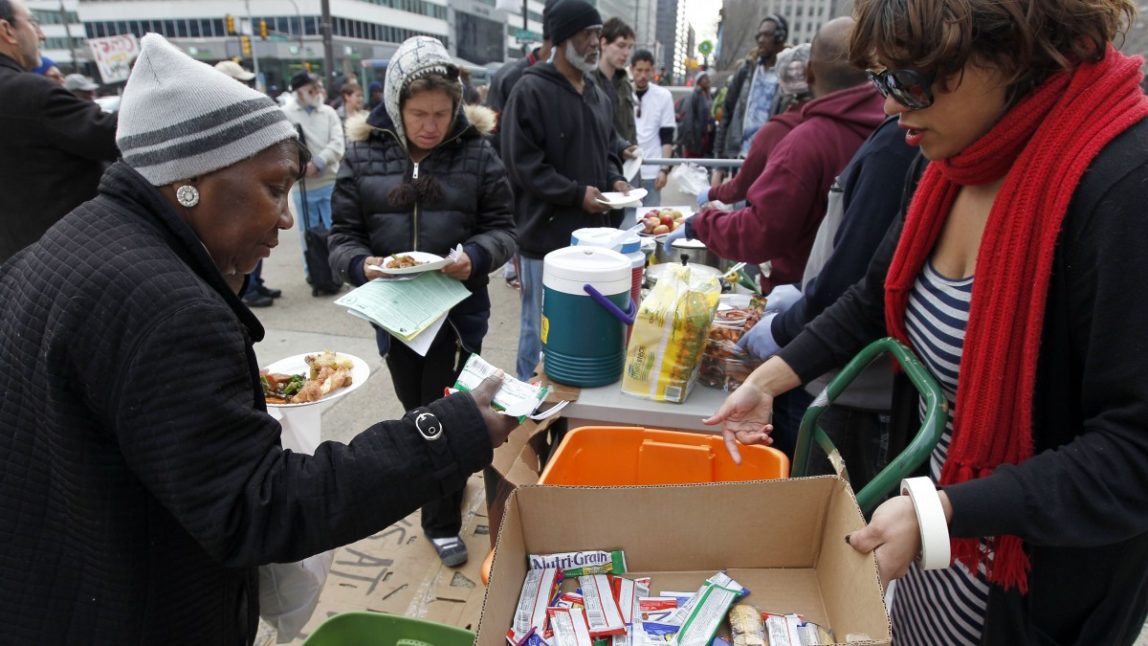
311, 286, 341, 297
428, 536, 469, 567
256, 285, 282, 299
243, 293, 274, 308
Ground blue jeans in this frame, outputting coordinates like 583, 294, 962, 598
639, 177, 662, 207
516, 256, 545, 381
293, 183, 335, 277
243, 260, 266, 298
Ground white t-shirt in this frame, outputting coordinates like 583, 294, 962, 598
633, 83, 676, 180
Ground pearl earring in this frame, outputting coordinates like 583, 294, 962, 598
175, 185, 200, 208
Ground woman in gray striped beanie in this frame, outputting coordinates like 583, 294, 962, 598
0, 33, 518, 643
117, 33, 305, 279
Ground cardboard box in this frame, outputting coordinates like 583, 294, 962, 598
476, 478, 891, 645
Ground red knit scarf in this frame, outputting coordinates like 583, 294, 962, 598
884, 46, 1148, 593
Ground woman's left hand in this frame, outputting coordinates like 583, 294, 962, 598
846, 491, 953, 589
442, 251, 472, 280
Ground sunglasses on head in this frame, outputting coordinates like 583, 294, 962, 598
868, 67, 937, 110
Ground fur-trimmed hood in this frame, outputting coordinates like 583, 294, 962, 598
345, 104, 496, 143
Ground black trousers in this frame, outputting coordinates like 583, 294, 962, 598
385, 323, 475, 538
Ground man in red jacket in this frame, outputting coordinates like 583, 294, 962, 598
666, 17, 884, 294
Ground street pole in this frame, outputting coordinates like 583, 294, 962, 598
283, 0, 304, 56
58, 0, 78, 73
244, 0, 261, 82
321, 0, 334, 88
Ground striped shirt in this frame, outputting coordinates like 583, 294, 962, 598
893, 261, 990, 646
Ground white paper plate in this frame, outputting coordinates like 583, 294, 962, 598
262, 352, 370, 408
596, 187, 648, 207
373, 251, 448, 275
622, 155, 643, 182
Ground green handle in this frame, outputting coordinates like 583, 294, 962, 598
790, 338, 947, 514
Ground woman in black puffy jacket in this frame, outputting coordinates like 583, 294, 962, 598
329, 36, 516, 567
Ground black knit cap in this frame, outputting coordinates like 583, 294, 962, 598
541, 0, 561, 40
290, 71, 318, 91
545, 0, 603, 46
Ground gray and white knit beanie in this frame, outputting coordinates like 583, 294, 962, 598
117, 34, 298, 186
384, 36, 461, 150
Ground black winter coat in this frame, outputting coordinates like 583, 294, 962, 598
329, 105, 516, 351
500, 63, 625, 258
0, 53, 118, 263
0, 163, 495, 643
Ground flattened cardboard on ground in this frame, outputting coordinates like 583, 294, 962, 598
477, 478, 891, 646
285, 478, 489, 643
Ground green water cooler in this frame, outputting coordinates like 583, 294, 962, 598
542, 246, 635, 387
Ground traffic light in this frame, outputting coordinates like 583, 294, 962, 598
259, 19, 268, 40
225, 14, 235, 35
240, 35, 252, 58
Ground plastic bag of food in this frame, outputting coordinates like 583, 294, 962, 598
698, 297, 768, 391
623, 264, 720, 403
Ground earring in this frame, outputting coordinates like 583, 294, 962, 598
175, 185, 200, 208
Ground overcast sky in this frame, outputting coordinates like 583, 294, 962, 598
685, 0, 721, 45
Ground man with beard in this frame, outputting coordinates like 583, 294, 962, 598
630, 49, 675, 206
501, 0, 631, 381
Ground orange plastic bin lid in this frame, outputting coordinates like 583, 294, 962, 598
538, 426, 789, 485
481, 427, 789, 586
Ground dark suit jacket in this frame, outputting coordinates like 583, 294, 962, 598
0, 52, 119, 263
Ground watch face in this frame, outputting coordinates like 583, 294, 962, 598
415, 412, 443, 441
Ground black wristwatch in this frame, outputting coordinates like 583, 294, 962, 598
407, 407, 457, 479
660, 166, 672, 175
414, 410, 443, 441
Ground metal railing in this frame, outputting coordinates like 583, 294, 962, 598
643, 158, 745, 169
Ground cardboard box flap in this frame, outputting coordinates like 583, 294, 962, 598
524, 479, 848, 570
817, 478, 891, 643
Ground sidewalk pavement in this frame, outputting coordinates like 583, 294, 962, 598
251, 221, 523, 643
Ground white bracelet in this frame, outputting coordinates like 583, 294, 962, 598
901, 477, 951, 570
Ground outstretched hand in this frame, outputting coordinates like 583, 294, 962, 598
467, 372, 518, 448
703, 383, 775, 464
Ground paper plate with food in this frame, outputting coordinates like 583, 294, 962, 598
637, 207, 692, 238
595, 187, 648, 208
261, 351, 370, 408
368, 251, 450, 276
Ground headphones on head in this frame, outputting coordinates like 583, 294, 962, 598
764, 14, 788, 44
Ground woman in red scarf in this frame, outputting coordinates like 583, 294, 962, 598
707, 0, 1148, 643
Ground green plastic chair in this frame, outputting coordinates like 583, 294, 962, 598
789, 338, 947, 515
302, 612, 475, 646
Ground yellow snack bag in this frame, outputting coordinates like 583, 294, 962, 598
622, 264, 720, 403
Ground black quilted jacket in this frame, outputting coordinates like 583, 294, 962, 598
329, 105, 516, 334
0, 163, 494, 644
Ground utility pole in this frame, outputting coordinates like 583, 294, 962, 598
244, 0, 261, 82
57, 0, 78, 73
321, 0, 335, 88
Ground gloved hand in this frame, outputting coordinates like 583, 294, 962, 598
696, 188, 711, 209
662, 224, 688, 252
764, 284, 802, 315
736, 312, 781, 361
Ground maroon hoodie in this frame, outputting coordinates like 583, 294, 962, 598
690, 82, 885, 292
